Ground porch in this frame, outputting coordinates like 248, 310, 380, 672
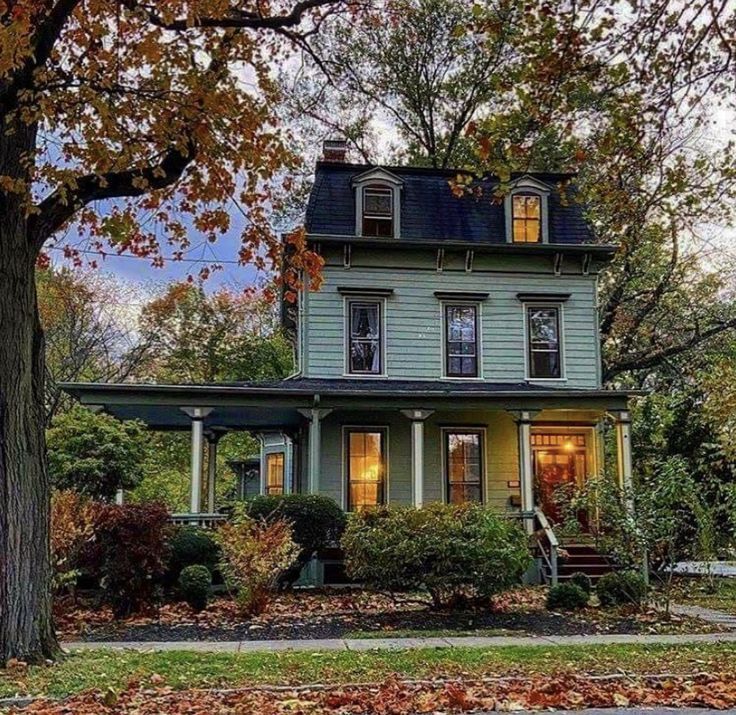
61, 378, 636, 533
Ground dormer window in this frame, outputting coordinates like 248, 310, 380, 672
362, 185, 393, 237
512, 194, 541, 243
504, 177, 551, 244
352, 167, 403, 238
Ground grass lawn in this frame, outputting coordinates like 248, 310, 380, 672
669, 577, 736, 615
3, 642, 736, 700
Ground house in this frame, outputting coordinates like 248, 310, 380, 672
62, 140, 635, 582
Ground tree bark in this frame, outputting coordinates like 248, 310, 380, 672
0, 119, 60, 664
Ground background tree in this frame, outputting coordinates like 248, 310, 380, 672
38, 267, 154, 423
0, 0, 339, 664
47, 406, 148, 501
139, 281, 293, 383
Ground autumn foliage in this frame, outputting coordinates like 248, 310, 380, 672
214, 506, 300, 615
50, 490, 95, 593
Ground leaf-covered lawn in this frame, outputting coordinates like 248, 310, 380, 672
3, 642, 736, 701
669, 577, 736, 615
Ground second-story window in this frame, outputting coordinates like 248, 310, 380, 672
445, 304, 478, 378
348, 299, 383, 374
512, 193, 541, 243
527, 305, 562, 379
362, 185, 393, 237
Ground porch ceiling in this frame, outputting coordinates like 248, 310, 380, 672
61, 379, 639, 430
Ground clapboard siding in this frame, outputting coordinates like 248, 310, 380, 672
304, 263, 601, 388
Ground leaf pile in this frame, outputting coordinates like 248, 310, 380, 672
14, 672, 736, 714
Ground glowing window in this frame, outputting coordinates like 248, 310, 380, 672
512, 194, 541, 243
265, 452, 285, 495
346, 429, 386, 511
445, 431, 483, 504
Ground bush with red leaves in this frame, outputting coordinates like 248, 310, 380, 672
88, 502, 171, 617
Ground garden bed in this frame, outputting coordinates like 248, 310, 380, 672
55, 586, 721, 642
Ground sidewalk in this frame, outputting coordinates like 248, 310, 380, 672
63, 630, 736, 653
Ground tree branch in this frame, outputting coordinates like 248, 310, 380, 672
122, 0, 341, 31
0, 0, 82, 112
29, 138, 196, 249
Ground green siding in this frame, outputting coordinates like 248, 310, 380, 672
304, 256, 600, 389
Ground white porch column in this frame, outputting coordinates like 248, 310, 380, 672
614, 410, 634, 496
401, 409, 434, 507
511, 410, 537, 533
182, 407, 213, 514
298, 408, 332, 494
206, 432, 222, 513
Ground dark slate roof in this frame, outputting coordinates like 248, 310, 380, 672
305, 162, 594, 245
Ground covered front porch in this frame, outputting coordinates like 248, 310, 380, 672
61, 379, 636, 533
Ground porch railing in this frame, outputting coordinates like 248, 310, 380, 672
533, 506, 559, 586
170, 513, 228, 529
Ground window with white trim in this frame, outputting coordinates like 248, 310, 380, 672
346, 428, 386, 511
512, 193, 542, 243
527, 305, 562, 379
445, 430, 483, 504
362, 185, 393, 237
444, 303, 479, 378
347, 299, 383, 375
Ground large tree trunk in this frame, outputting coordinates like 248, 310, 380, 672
0, 119, 60, 664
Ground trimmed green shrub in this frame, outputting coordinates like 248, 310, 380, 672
178, 565, 212, 611
246, 494, 346, 585
341, 503, 531, 610
167, 527, 220, 581
88, 502, 171, 617
546, 582, 589, 610
569, 571, 593, 594
596, 570, 649, 607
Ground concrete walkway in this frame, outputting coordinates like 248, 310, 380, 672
671, 602, 736, 630
63, 631, 736, 653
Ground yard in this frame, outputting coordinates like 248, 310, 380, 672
4, 642, 736, 712
54, 585, 722, 643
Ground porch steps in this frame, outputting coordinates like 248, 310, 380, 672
540, 542, 614, 585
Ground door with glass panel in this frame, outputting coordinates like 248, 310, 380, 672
346, 429, 386, 511
531, 433, 588, 528
444, 430, 483, 504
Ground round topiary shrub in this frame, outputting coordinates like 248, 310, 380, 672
178, 564, 212, 612
246, 494, 346, 586
546, 582, 589, 610
596, 570, 648, 607
569, 571, 593, 595
167, 527, 220, 582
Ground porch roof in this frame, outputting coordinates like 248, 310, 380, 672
61, 378, 639, 431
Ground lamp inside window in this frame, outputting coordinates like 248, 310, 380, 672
512, 193, 541, 243
362, 185, 394, 237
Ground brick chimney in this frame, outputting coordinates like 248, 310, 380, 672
322, 139, 348, 162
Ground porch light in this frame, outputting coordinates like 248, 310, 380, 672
563, 440, 575, 452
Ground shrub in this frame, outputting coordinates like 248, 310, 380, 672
546, 582, 589, 610
178, 565, 212, 611
596, 570, 649, 607
569, 571, 593, 594
245, 494, 346, 586
341, 503, 531, 610
50, 490, 96, 593
89, 502, 171, 617
47, 405, 149, 501
214, 504, 300, 615
167, 527, 220, 581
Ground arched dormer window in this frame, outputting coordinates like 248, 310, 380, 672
352, 168, 403, 238
504, 177, 550, 244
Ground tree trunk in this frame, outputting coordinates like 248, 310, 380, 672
0, 119, 60, 663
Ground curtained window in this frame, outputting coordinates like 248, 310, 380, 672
346, 429, 386, 511
348, 300, 382, 374
527, 306, 561, 378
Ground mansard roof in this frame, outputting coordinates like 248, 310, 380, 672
305, 161, 594, 245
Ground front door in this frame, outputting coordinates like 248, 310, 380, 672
531, 433, 588, 528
